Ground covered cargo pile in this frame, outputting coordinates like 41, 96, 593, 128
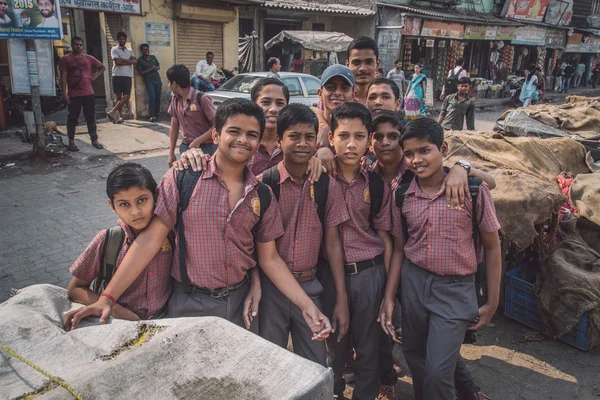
0, 285, 333, 399
443, 131, 600, 350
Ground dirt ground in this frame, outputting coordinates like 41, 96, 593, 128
343, 314, 599, 399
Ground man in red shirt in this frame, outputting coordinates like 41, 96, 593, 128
166, 64, 216, 167
381, 118, 502, 400
59, 36, 105, 151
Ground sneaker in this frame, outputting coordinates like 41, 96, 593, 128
377, 384, 397, 400
462, 386, 493, 400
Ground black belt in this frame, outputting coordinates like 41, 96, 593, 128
344, 254, 384, 275
189, 274, 248, 298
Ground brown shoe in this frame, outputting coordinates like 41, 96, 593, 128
377, 384, 397, 400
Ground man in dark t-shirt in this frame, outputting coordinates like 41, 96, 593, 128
563, 63, 576, 93
59, 36, 105, 151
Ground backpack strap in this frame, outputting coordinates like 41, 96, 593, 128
252, 182, 272, 236
176, 169, 203, 293
394, 170, 415, 241
261, 165, 280, 201
314, 173, 330, 225
468, 176, 485, 301
368, 171, 385, 223
453, 67, 464, 78
167, 230, 176, 253
93, 227, 125, 294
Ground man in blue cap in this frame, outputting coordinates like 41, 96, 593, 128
315, 65, 356, 175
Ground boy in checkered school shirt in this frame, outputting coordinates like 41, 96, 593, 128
370, 112, 497, 400
64, 163, 172, 330
320, 102, 393, 400
64, 99, 332, 342
380, 118, 502, 400
256, 104, 350, 366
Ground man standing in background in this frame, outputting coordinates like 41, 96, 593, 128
386, 59, 406, 106
107, 31, 137, 124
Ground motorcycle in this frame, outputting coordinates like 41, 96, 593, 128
212, 67, 238, 89
509, 76, 525, 107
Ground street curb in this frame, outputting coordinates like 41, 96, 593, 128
0, 149, 32, 163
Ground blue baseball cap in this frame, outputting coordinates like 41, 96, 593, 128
320, 65, 355, 87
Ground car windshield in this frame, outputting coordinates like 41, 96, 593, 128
218, 75, 263, 93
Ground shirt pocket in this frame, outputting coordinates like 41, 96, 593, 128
438, 207, 471, 240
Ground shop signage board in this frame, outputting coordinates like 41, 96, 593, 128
505, 0, 551, 22
495, 26, 517, 40
426, 39, 434, 47
0, 0, 63, 39
546, 28, 566, 48
9, 39, 56, 95
464, 25, 487, 40
377, 28, 402, 74
565, 34, 600, 53
421, 20, 464, 39
59, 0, 141, 15
512, 25, 548, 45
544, 0, 573, 26
145, 22, 170, 46
402, 17, 422, 36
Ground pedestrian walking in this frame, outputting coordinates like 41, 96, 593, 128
574, 62, 586, 88
520, 66, 540, 107
440, 57, 467, 101
59, 36, 105, 151
563, 63, 575, 93
438, 77, 475, 129
404, 63, 427, 120
136, 44, 162, 122
107, 31, 136, 124
592, 64, 600, 89
191, 52, 217, 92
165, 64, 216, 166
386, 58, 406, 106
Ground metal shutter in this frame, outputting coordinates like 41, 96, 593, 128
176, 20, 224, 74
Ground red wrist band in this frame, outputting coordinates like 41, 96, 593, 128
100, 292, 116, 305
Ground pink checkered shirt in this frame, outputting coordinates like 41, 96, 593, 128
154, 159, 284, 289
372, 160, 408, 192
336, 167, 392, 263
392, 178, 501, 276
247, 144, 283, 176
70, 219, 173, 319
258, 162, 350, 272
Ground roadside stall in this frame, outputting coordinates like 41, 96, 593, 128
264, 30, 354, 77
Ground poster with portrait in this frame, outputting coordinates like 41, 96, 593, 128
0, 0, 63, 39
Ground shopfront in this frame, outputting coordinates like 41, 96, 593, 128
544, 28, 567, 89
508, 25, 548, 75
462, 25, 517, 80
564, 33, 600, 85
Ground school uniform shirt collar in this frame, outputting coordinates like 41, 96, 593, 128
276, 161, 307, 186
405, 166, 451, 199
202, 157, 259, 188
116, 218, 136, 244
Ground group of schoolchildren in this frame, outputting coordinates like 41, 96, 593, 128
64, 37, 502, 400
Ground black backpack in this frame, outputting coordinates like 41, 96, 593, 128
444, 68, 464, 96
175, 169, 271, 293
90, 227, 175, 294
394, 171, 487, 298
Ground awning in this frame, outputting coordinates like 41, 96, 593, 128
264, 30, 354, 52
376, 2, 522, 26
263, 0, 375, 16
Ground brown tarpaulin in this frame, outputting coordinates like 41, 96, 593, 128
570, 173, 600, 227
444, 132, 593, 250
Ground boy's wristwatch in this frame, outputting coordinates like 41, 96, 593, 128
455, 160, 471, 174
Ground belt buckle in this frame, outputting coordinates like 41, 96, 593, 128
346, 262, 358, 275
210, 286, 229, 298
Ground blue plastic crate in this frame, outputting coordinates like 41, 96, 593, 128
504, 266, 591, 351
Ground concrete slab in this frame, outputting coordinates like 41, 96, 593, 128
0, 131, 31, 161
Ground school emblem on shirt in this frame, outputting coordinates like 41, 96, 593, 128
251, 197, 261, 217
310, 183, 315, 202
364, 187, 371, 204
160, 237, 172, 254
190, 103, 197, 112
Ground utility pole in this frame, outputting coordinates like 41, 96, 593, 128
25, 39, 45, 158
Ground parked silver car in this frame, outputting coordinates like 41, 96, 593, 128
205, 72, 321, 107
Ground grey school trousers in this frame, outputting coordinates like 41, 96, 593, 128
258, 272, 327, 366
168, 280, 249, 328
401, 259, 479, 400
320, 261, 386, 400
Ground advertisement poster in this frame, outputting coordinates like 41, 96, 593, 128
59, 0, 141, 15
464, 25, 487, 40
505, 0, 551, 22
9, 39, 56, 95
546, 28, 566, 48
377, 27, 402, 73
402, 17, 422, 36
495, 26, 516, 41
421, 20, 464, 39
145, 22, 170, 46
0, 0, 62, 39
512, 25, 548, 45
544, 0, 573, 26
566, 34, 600, 53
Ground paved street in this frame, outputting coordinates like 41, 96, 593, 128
1, 103, 599, 399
